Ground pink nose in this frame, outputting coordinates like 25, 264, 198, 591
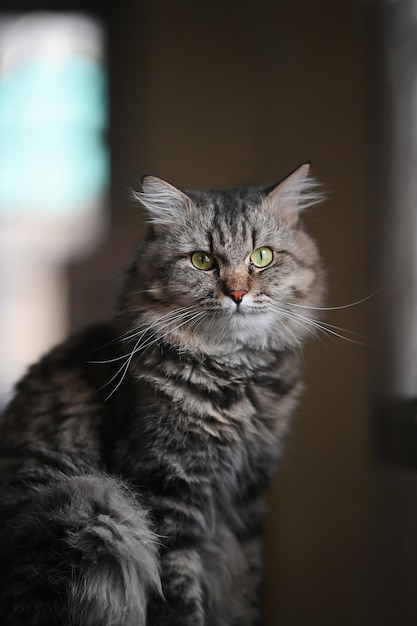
228, 289, 248, 304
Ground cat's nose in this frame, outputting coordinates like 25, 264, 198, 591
228, 289, 248, 304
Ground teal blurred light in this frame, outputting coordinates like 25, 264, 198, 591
0, 19, 108, 215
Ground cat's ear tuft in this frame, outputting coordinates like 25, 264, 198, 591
134, 176, 189, 226
266, 163, 324, 221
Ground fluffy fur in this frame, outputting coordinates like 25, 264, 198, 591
0, 164, 325, 625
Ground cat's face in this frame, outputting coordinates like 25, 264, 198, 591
120, 164, 325, 355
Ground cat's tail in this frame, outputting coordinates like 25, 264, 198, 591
0, 473, 161, 626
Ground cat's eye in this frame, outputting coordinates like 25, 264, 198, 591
250, 247, 273, 268
191, 251, 215, 271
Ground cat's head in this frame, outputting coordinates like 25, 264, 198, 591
118, 164, 325, 356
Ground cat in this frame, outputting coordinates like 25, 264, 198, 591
0, 163, 325, 626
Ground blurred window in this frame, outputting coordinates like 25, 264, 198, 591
0, 13, 108, 406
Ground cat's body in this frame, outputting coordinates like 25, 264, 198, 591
0, 164, 324, 625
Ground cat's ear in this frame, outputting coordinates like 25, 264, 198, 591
135, 176, 189, 226
266, 163, 323, 222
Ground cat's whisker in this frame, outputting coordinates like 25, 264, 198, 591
272, 304, 324, 347
296, 317, 365, 345
190, 312, 211, 334
119, 306, 197, 344
103, 308, 208, 397
290, 290, 380, 312
183, 310, 207, 334
95, 306, 197, 352
312, 319, 365, 338
88, 352, 140, 365
134, 311, 206, 355
133, 308, 203, 344
106, 323, 160, 397
273, 305, 366, 346
289, 309, 365, 338
100, 356, 136, 394
280, 320, 305, 357
105, 342, 140, 400
97, 329, 153, 388
286, 315, 337, 352
90, 307, 199, 364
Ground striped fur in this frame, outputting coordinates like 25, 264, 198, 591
0, 165, 324, 625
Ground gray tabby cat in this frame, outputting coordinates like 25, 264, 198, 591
0, 163, 324, 626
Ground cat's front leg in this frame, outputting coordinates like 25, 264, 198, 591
239, 534, 267, 626
138, 474, 210, 625
146, 545, 205, 626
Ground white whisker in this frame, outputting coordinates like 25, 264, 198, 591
269, 303, 366, 346
90, 306, 198, 364
281, 320, 305, 356
101, 306, 207, 398
120, 305, 196, 344
136, 311, 205, 354
290, 290, 380, 312
286, 309, 365, 345
102, 324, 154, 400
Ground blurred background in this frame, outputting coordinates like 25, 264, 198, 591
1, 1, 417, 625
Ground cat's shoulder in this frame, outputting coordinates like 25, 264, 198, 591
4, 322, 118, 414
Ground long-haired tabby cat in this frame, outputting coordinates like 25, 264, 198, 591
0, 163, 325, 626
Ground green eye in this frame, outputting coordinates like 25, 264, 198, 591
250, 247, 273, 268
191, 251, 215, 271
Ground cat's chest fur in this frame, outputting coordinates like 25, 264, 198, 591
109, 341, 302, 495
107, 343, 300, 624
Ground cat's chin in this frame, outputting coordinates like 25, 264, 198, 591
190, 310, 299, 354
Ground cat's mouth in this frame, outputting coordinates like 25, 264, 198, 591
223, 301, 266, 317
220, 301, 249, 316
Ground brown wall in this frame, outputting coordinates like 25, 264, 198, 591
72, 1, 374, 624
